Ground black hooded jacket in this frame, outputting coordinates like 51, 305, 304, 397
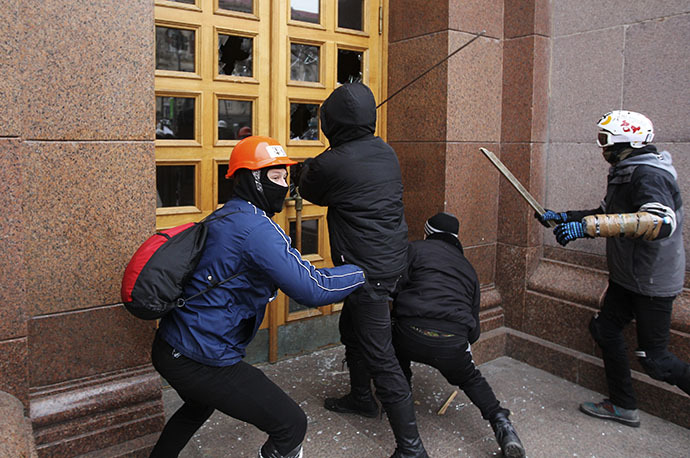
298, 83, 408, 278
392, 233, 481, 343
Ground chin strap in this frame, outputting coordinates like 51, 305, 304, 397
583, 208, 673, 241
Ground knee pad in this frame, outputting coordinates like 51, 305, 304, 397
635, 350, 674, 383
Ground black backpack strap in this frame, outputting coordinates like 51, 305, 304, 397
173, 209, 244, 308
177, 270, 248, 307
201, 209, 240, 225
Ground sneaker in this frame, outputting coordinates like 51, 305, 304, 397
580, 399, 640, 427
324, 393, 379, 418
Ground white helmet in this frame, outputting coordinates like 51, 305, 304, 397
596, 110, 654, 149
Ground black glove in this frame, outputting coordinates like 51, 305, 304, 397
535, 209, 568, 228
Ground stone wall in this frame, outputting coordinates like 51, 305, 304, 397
0, 1, 164, 455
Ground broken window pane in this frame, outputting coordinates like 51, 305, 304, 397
156, 26, 195, 72
290, 43, 319, 82
290, 219, 319, 255
290, 0, 319, 24
217, 163, 232, 204
218, 0, 252, 13
156, 96, 195, 140
156, 165, 195, 208
218, 99, 253, 140
337, 49, 362, 84
290, 103, 319, 140
218, 34, 253, 77
338, 0, 363, 30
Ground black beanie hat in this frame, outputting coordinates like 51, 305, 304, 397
424, 212, 459, 237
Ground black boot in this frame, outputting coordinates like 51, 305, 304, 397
490, 411, 525, 458
324, 357, 379, 418
676, 365, 690, 396
258, 440, 303, 458
385, 395, 428, 458
324, 392, 379, 417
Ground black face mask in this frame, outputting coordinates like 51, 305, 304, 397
231, 167, 288, 216
602, 143, 635, 165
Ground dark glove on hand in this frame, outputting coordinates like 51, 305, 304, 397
290, 162, 304, 186
289, 163, 304, 198
553, 221, 587, 246
535, 209, 568, 228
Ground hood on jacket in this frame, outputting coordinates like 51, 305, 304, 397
320, 83, 376, 147
609, 145, 678, 180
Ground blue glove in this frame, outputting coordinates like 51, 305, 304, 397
553, 221, 587, 246
535, 209, 568, 228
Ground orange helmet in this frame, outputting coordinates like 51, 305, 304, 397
226, 136, 297, 179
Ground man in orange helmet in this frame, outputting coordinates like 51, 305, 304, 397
150, 136, 366, 458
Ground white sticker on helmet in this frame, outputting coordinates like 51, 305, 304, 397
265, 145, 287, 158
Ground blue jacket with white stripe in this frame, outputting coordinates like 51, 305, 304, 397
158, 198, 366, 366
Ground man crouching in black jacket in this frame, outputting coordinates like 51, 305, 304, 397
298, 83, 427, 458
392, 213, 526, 458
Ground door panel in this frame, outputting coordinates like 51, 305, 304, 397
155, 0, 386, 348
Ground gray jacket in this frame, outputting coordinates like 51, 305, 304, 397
602, 150, 685, 296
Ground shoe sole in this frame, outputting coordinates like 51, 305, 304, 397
579, 404, 640, 427
502, 442, 525, 458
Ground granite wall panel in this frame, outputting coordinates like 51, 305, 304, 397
0, 1, 20, 136
28, 306, 156, 388
446, 143, 499, 247
22, 141, 156, 316
495, 244, 542, 332
523, 293, 599, 355
388, 0, 448, 43
0, 339, 29, 407
448, 0, 503, 39
548, 27, 625, 144
0, 138, 27, 340
19, 0, 154, 140
387, 33, 448, 143
623, 14, 690, 142
501, 38, 537, 143
446, 32, 502, 143
551, 0, 688, 37
463, 244, 496, 287
395, 142, 447, 239
504, 0, 551, 38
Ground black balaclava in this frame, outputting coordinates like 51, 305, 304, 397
602, 143, 657, 165
231, 166, 288, 216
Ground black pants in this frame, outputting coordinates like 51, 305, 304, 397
590, 280, 690, 409
392, 321, 507, 421
150, 333, 307, 457
339, 277, 412, 406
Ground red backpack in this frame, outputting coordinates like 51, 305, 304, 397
120, 211, 240, 320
